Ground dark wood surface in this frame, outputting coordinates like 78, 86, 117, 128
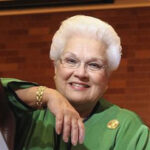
0, 6, 150, 126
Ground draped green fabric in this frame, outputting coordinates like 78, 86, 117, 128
1, 78, 150, 150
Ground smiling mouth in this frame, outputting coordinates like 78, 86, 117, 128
69, 82, 90, 88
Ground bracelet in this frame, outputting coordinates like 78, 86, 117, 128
36, 86, 46, 109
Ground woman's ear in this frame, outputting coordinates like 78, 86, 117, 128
54, 61, 57, 74
54, 66, 57, 74
54, 63, 57, 81
53, 75, 56, 81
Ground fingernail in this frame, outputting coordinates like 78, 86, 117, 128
79, 135, 84, 144
64, 137, 68, 143
72, 140, 77, 146
56, 129, 60, 135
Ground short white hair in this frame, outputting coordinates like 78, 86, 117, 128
50, 15, 122, 71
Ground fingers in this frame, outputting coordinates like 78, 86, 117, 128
62, 116, 85, 146
47, 89, 85, 145
56, 113, 63, 135
78, 119, 85, 144
63, 115, 71, 143
71, 118, 79, 146
55, 111, 85, 145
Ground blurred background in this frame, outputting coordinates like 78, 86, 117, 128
0, 0, 150, 126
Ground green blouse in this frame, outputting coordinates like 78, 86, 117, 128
1, 78, 150, 150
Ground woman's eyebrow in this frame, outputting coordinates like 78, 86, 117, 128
87, 57, 105, 63
63, 52, 77, 58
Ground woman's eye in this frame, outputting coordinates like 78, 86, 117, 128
65, 58, 77, 64
89, 63, 102, 69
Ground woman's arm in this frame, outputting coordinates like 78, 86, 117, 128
15, 87, 85, 146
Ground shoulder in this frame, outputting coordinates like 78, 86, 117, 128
0, 78, 38, 91
111, 106, 150, 139
101, 98, 143, 124
114, 107, 150, 149
0, 78, 21, 87
117, 108, 143, 126
100, 98, 145, 128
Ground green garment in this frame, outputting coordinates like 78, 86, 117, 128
1, 78, 150, 150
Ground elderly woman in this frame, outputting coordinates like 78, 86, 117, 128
1, 15, 150, 150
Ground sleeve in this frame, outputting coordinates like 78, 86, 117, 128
115, 109, 150, 150
127, 125, 150, 150
0, 78, 38, 112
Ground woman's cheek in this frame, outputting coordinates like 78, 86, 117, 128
60, 67, 73, 79
93, 72, 109, 90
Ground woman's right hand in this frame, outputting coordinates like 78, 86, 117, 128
44, 88, 85, 146
16, 86, 85, 146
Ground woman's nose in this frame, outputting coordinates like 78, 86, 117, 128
73, 64, 89, 79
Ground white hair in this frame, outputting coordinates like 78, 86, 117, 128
50, 15, 122, 71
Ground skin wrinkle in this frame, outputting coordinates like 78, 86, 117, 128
50, 16, 121, 72
54, 35, 110, 119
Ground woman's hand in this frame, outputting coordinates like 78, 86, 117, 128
44, 88, 85, 146
16, 86, 85, 145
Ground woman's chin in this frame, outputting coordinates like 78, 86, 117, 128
67, 96, 89, 105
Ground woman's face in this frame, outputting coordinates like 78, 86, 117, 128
54, 35, 109, 105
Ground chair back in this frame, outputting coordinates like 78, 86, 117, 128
0, 81, 15, 150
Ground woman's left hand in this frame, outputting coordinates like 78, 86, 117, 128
45, 88, 85, 146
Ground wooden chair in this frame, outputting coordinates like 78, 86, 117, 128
0, 81, 15, 150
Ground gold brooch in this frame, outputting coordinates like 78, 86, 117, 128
107, 119, 119, 129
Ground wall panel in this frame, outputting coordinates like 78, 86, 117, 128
0, 7, 150, 126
